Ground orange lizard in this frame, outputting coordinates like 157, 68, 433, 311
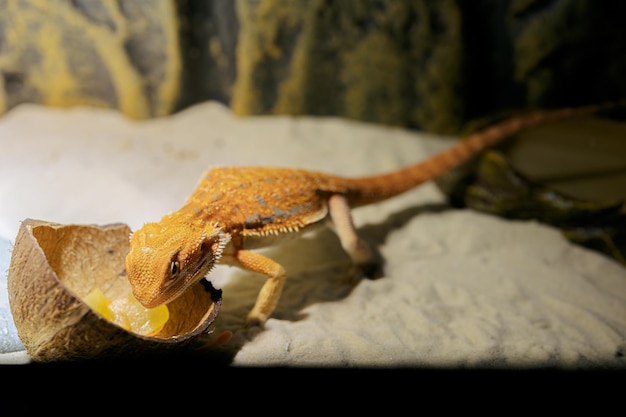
125, 102, 623, 327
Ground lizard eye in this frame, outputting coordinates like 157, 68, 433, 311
169, 260, 180, 277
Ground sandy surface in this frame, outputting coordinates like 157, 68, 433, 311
0, 102, 624, 368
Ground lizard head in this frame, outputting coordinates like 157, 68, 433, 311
125, 221, 230, 308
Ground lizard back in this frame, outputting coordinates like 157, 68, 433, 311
179, 166, 347, 246
176, 102, 622, 243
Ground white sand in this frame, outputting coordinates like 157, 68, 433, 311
0, 102, 624, 368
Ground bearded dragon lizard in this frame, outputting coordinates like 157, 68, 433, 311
125, 102, 623, 327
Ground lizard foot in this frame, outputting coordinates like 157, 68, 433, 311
343, 258, 383, 284
351, 240, 384, 280
244, 313, 267, 329
356, 258, 384, 279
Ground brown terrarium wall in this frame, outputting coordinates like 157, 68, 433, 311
0, 0, 625, 134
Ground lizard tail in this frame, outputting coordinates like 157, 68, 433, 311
345, 100, 626, 207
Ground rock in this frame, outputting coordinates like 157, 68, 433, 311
1, 0, 625, 132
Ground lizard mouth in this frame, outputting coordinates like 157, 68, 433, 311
141, 231, 228, 309
189, 256, 212, 281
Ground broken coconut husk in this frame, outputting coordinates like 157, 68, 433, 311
7, 219, 222, 362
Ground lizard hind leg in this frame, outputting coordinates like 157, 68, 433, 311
327, 194, 382, 279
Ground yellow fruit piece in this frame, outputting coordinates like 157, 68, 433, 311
83, 288, 115, 322
110, 293, 169, 336
83, 288, 169, 336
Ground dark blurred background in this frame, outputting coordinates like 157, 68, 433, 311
1, 0, 625, 133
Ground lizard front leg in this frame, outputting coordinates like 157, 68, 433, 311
231, 249, 287, 327
328, 194, 380, 277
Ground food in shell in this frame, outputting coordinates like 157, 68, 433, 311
7, 219, 221, 362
